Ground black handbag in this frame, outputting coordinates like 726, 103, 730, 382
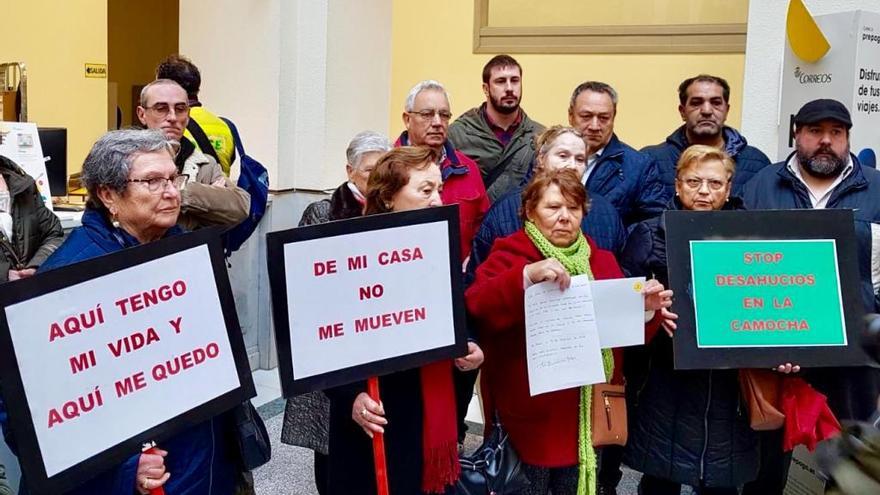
456, 419, 530, 495
231, 400, 272, 470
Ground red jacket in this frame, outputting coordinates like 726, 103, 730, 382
465, 230, 624, 467
395, 132, 489, 262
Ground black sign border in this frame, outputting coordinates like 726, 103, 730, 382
267, 204, 468, 397
0, 227, 256, 495
666, 209, 872, 370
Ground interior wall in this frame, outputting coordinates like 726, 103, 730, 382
0, 0, 107, 176
108, 0, 179, 129
389, 0, 745, 150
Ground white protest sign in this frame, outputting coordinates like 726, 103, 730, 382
1, 240, 248, 486
268, 206, 467, 395
779, 10, 880, 161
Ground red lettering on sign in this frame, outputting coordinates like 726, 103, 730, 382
318, 322, 345, 340
348, 255, 368, 271
107, 327, 161, 357
377, 247, 424, 265
115, 280, 187, 316
313, 260, 338, 276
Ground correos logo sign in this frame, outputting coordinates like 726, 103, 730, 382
794, 66, 832, 84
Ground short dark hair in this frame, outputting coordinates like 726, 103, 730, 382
482, 55, 522, 84
521, 168, 590, 223
678, 74, 730, 105
568, 81, 619, 114
156, 55, 201, 101
364, 146, 440, 215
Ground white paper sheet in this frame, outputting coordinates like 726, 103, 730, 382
525, 275, 605, 396
592, 277, 647, 348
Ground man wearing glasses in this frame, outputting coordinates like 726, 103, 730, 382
395, 80, 489, 448
136, 79, 249, 231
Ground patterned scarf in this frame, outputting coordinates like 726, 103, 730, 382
524, 221, 615, 495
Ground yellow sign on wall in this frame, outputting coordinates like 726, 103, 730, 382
84, 63, 107, 78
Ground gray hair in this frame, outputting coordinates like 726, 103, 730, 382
569, 81, 619, 113
83, 129, 173, 211
139, 79, 186, 107
346, 131, 392, 169
404, 80, 449, 112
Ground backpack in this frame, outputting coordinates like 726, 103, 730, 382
219, 117, 269, 255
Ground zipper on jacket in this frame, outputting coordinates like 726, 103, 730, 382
699, 370, 713, 481
0, 233, 22, 269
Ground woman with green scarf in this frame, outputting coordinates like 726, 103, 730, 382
465, 168, 674, 495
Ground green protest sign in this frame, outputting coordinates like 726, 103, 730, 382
690, 240, 846, 348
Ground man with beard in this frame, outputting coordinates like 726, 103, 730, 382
448, 55, 545, 202
567, 81, 667, 227
742, 99, 880, 494
643, 74, 770, 197
137, 79, 249, 230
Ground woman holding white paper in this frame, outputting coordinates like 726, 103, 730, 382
465, 168, 673, 495
620, 145, 765, 494
324, 146, 485, 495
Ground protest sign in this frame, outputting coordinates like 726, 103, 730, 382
267, 205, 467, 397
0, 228, 254, 495
665, 209, 871, 369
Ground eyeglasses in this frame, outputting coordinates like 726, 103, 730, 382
144, 102, 189, 118
127, 174, 189, 193
408, 109, 453, 122
678, 177, 728, 191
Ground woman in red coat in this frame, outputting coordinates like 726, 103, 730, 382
465, 168, 674, 495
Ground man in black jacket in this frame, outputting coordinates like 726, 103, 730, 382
643, 74, 770, 197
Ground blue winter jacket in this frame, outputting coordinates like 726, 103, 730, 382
0, 208, 238, 495
741, 155, 880, 421
465, 186, 625, 287
642, 125, 771, 198
565, 134, 667, 227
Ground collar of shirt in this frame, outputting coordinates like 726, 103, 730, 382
480, 103, 522, 146
398, 131, 468, 182
786, 154, 853, 208
583, 147, 605, 184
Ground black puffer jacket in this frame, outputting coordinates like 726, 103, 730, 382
0, 156, 63, 281
620, 196, 760, 488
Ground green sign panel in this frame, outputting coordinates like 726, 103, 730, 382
690, 239, 846, 348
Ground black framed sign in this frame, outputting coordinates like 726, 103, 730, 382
665, 209, 872, 370
0, 228, 255, 495
267, 205, 468, 397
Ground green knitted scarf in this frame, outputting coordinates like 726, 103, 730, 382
524, 221, 615, 495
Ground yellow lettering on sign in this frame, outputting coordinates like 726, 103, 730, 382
84, 63, 107, 79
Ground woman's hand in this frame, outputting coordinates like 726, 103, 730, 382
455, 342, 484, 372
659, 307, 678, 337
524, 259, 571, 290
8, 268, 36, 281
774, 363, 801, 374
352, 392, 387, 439
643, 279, 673, 312
135, 449, 170, 495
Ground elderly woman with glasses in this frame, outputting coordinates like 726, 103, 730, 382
0, 129, 247, 494
619, 145, 800, 495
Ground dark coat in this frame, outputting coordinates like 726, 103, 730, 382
742, 154, 880, 421
0, 156, 63, 281
466, 230, 623, 467
620, 196, 760, 489
641, 125, 771, 198
564, 134, 667, 226
0, 208, 240, 495
465, 186, 625, 287
282, 182, 364, 455
448, 105, 545, 202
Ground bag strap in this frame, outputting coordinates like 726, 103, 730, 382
220, 117, 246, 156
186, 119, 221, 164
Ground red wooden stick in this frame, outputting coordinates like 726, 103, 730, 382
368, 376, 390, 495
141, 443, 166, 495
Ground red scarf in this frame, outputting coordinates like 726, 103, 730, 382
419, 360, 460, 493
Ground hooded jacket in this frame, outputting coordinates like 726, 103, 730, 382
642, 125, 771, 198
0, 156, 63, 282
448, 105, 545, 202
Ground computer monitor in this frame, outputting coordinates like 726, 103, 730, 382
37, 127, 66, 196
